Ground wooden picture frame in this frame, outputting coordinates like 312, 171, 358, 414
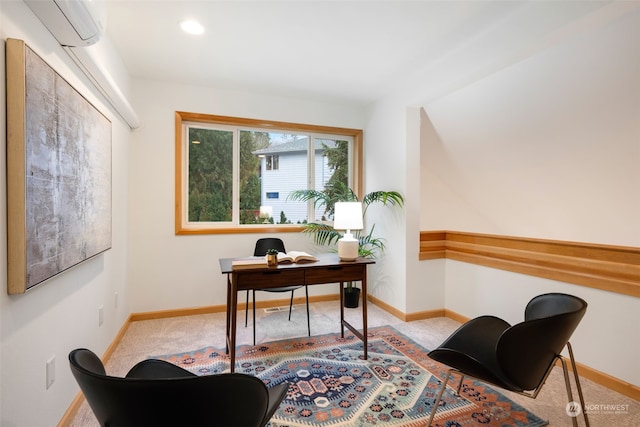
6, 38, 112, 294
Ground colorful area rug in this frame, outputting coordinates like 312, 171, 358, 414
155, 325, 547, 426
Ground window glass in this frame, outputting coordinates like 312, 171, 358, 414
187, 127, 233, 222
239, 130, 269, 224
255, 133, 308, 224
266, 155, 279, 170
315, 138, 349, 221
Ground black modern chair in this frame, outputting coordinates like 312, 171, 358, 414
245, 237, 310, 345
69, 348, 288, 427
426, 293, 589, 427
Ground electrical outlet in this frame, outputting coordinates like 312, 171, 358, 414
114, 291, 118, 308
46, 355, 55, 389
98, 305, 104, 326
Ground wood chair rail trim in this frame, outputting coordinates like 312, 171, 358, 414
420, 231, 640, 297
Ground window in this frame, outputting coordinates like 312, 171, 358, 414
175, 112, 362, 234
266, 155, 279, 170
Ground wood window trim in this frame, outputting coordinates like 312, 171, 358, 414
174, 111, 363, 235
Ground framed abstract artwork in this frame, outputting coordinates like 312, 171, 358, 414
6, 38, 112, 294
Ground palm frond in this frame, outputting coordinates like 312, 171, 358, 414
301, 222, 342, 246
289, 182, 358, 218
361, 191, 404, 216
292, 185, 404, 260
356, 224, 386, 257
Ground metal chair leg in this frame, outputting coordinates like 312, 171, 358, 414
560, 357, 580, 427
427, 369, 452, 427
455, 374, 464, 395
245, 290, 249, 327
287, 290, 294, 321
568, 342, 590, 427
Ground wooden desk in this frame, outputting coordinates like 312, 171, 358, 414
219, 253, 374, 372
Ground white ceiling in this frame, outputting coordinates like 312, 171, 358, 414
105, 1, 613, 107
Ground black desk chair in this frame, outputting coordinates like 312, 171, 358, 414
246, 238, 310, 345
69, 348, 288, 427
427, 293, 589, 427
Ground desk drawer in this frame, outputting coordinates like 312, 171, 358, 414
235, 269, 305, 290
305, 265, 364, 284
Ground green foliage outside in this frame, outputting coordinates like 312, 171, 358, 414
188, 128, 233, 222
188, 128, 268, 223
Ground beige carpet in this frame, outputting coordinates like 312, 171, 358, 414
70, 301, 638, 426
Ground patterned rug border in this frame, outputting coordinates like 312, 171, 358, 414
155, 325, 548, 427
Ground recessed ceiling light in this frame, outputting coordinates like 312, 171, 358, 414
180, 19, 204, 35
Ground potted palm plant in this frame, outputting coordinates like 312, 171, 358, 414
289, 182, 404, 307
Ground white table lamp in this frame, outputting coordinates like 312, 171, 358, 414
334, 202, 363, 261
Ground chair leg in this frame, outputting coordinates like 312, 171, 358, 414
287, 290, 294, 321
304, 285, 310, 337
568, 342, 590, 427
455, 374, 465, 395
427, 369, 452, 427
560, 357, 580, 427
245, 290, 250, 327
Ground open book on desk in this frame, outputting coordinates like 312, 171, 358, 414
277, 251, 318, 264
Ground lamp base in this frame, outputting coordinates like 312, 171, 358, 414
338, 237, 359, 262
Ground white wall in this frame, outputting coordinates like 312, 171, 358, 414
421, 4, 640, 245
0, 2, 132, 425
363, 2, 639, 387
360, 99, 412, 311
416, 4, 640, 387
127, 78, 366, 313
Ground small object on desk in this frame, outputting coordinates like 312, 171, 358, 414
276, 251, 318, 264
231, 257, 268, 269
266, 249, 279, 266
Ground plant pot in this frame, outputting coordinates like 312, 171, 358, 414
266, 254, 277, 266
343, 287, 360, 308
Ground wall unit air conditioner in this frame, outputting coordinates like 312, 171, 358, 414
24, 0, 106, 47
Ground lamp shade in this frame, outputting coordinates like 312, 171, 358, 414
334, 202, 363, 262
333, 202, 363, 231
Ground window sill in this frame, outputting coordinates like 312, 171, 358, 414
176, 224, 305, 235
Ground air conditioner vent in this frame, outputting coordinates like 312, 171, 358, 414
25, 0, 106, 47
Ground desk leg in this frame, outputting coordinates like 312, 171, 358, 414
362, 268, 368, 360
225, 274, 231, 354
339, 270, 369, 360
339, 281, 345, 338
228, 273, 238, 373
